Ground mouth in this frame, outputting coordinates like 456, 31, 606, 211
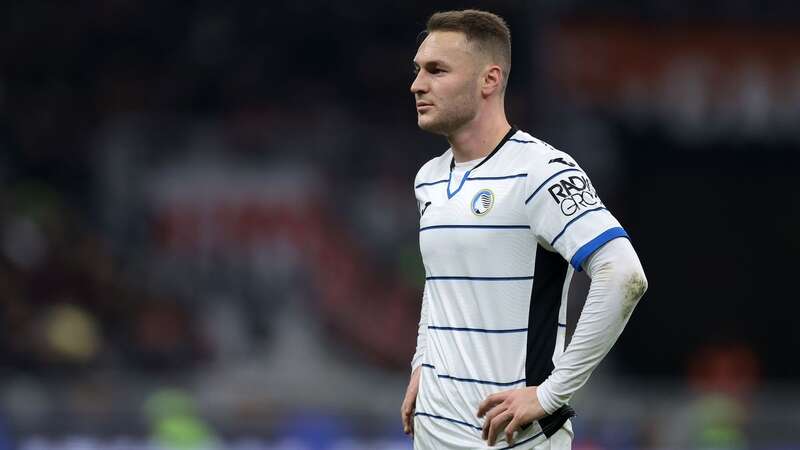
416, 101, 433, 112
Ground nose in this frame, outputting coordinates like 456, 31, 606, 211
410, 71, 427, 95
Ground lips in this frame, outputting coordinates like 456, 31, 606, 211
416, 101, 433, 112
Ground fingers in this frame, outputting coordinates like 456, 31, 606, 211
477, 391, 507, 418
478, 387, 544, 445
479, 392, 508, 442
401, 410, 413, 435
480, 402, 509, 441
401, 403, 415, 436
481, 403, 500, 440
485, 410, 513, 446
401, 371, 420, 437
504, 416, 523, 445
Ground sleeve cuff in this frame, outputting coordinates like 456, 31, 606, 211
411, 354, 424, 372
570, 227, 629, 271
536, 379, 561, 415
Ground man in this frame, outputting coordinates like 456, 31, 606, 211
400, 10, 648, 450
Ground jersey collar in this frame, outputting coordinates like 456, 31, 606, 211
449, 125, 519, 172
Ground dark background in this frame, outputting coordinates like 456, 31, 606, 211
1, 1, 798, 449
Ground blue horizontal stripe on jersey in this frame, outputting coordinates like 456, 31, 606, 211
438, 373, 527, 387
549, 206, 608, 246
420, 224, 530, 232
415, 179, 449, 188
558, 323, 567, 328
468, 173, 528, 181
420, 363, 526, 386
569, 226, 629, 271
414, 412, 482, 431
428, 325, 528, 333
415, 173, 527, 189
508, 138, 535, 144
426, 275, 534, 281
524, 168, 583, 204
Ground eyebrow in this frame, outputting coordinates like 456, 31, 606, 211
413, 59, 449, 69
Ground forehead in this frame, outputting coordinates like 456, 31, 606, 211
414, 31, 473, 65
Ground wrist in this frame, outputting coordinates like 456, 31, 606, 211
536, 380, 561, 415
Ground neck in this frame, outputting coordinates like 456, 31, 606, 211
447, 103, 511, 163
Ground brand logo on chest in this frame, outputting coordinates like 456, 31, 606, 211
471, 189, 494, 216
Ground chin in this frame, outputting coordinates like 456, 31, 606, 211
417, 116, 449, 135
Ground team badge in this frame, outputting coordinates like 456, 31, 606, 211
471, 189, 494, 216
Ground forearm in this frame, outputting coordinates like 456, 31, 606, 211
536, 238, 648, 413
410, 283, 430, 371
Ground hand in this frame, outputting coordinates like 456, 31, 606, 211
477, 386, 547, 446
401, 366, 422, 437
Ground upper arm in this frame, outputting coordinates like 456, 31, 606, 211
522, 151, 629, 271
583, 237, 648, 304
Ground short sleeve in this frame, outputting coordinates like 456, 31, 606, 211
413, 167, 429, 217
523, 154, 629, 271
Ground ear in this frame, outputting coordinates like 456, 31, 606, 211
480, 64, 504, 97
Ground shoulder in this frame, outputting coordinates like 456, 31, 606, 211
413, 147, 452, 188
504, 130, 572, 171
508, 130, 585, 182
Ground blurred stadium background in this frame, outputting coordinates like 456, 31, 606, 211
1, 1, 799, 449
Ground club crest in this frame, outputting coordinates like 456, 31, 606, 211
471, 189, 494, 216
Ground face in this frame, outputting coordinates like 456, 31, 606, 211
411, 31, 482, 135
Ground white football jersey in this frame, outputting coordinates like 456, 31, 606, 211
412, 127, 628, 449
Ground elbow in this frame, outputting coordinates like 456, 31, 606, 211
617, 265, 647, 320
625, 266, 648, 304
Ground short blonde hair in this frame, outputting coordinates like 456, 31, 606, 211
425, 9, 511, 89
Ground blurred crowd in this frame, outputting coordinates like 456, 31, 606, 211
0, 183, 207, 372
1, 0, 800, 448
1, 1, 438, 374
